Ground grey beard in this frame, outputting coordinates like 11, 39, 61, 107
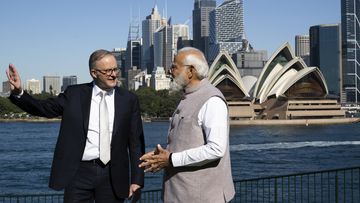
169, 80, 183, 93
169, 75, 187, 93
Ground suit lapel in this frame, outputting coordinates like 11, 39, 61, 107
81, 83, 93, 136
112, 87, 123, 138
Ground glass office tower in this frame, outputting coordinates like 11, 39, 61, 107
341, 0, 360, 103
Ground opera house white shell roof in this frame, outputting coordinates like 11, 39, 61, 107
209, 42, 329, 104
253, 42, 328, 103
208, 51, 250, 101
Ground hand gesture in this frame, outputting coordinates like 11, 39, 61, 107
139, 144, 171, 173
6, 64, 22, 95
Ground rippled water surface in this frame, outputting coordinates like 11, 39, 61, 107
1, 121, 360, 194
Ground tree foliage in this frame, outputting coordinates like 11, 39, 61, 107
0, 88, 181, 118
134, 87, 182, 118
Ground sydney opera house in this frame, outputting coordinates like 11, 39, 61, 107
208, 43, 359, 125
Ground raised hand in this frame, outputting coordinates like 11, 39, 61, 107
5, 64, 22, 95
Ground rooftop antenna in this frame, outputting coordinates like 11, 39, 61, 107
165, 0, 168, 20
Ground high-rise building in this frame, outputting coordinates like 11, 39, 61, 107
232, 39, 267, 78
209, 0, 245, 62
193, 0, 216, 59
43, 76, 61, 95
310, 24, 342, 97
62, 76, 77, 92
154, 24, 173, 72
26, 79, 41, 94
112, 48, 126, 78
125, 40, 142, 71
172, 24, 190, 52
142, 5, 163, 74
341, 0, 360, 103
2, 81, 10, 94
295, 35, 310, 65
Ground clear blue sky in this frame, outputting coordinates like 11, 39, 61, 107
0, 0, 340, 89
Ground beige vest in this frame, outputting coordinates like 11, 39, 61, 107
163, 79, 235, 203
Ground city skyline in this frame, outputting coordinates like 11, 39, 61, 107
0, 0, 340, 89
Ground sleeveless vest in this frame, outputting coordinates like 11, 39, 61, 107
163, 79, 235, 203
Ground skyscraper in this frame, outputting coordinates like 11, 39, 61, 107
295, 35, 310, 65
125, 40, 142, 71
153, 24, 173, 72
26, 79, 41, 94
172, 24, 190, 52
2, 81, 10, 94
341, 0, 360, 103
193, 0, 216, 59
125, 16, 142, 73
43, 76, 61, 95
142, 5, 162, 74
310, 24, 342, 97
209, 0, 245, 62
62, 76, 77, 92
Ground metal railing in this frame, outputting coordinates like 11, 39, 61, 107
1, 166, 359, 203
231, 166, 360, 203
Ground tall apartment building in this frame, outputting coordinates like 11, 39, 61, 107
26, 79, 41, 94
341, 0, 360, 103
193, 0, 216, 59
62, 76, 77, 92
310, 24, 342, 98
2, 81, 10, 94
142, 5, 162, 74
43, 76, 61, 95
295, 35, 310, 65
209, 0, 245, 62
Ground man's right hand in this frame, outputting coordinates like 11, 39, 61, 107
6, 64, 22, 95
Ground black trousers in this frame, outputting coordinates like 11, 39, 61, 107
64, 160, 125, 203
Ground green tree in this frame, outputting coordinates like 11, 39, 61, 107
0, 96, 22, 114
134, 87, 181, 118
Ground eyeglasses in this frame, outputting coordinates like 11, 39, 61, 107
94, 67, 120, 76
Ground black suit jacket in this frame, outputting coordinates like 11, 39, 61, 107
9, 83, 145, 198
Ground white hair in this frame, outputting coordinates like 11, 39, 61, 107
177, 47, 209, 79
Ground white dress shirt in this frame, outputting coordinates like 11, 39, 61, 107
171, 96, 229, 167
82, 84, 115, 161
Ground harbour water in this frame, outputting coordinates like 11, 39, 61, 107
0, 121, 360, 194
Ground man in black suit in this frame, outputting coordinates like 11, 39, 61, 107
6, 49, 145, 202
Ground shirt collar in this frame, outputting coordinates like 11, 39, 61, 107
92, 82, 114, 97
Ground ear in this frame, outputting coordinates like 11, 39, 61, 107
188, 66, 197, 80
90, 69, 97, 79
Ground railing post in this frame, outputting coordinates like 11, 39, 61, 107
335, 171, 339, 203
274, 178, 278, 203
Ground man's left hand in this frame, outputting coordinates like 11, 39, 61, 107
128, 184, 141, 203
139, 144, 171, 173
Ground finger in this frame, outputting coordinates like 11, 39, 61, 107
139, 159, 157, 168
157, 144, 164, 151
139, 150, 155, 160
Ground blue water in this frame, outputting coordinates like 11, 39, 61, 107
1, 122, 360, 194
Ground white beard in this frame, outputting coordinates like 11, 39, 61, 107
169, 74, 187, 93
